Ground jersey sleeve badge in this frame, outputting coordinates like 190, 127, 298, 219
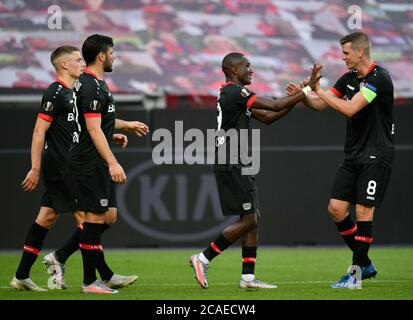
42, 101, 54, 112
241, 88, 251, 97
89, 100, 101, 111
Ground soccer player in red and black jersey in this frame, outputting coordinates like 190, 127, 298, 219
286, 32, 394, 288
10, 46, 85, 291
189, 52, 322, 289
66, 34, 148, 294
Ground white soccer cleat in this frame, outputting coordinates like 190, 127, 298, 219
43, 252, 67, 290
82, 280, 118, 294
104, 274, 138, 289
240, 278, 277, 289
189, 254, 208, 289
10, 276, 48, 292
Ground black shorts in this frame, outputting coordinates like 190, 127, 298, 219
41, 179, 76, 214
330, 161, 392, 207
214, 166, 258, 216
67, 166, 117, 214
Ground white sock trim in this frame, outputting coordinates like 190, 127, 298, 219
198, 252, 209, 264
241, 274, 255, 282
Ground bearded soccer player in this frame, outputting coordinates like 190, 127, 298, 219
286, 31, 394, 289
189, 52, 322, 289
66, 34, 149, 294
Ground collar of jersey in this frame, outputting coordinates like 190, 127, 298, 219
55, 79, 69, 88
358, 63, 377, 78
221, 82, 236, 88
83, 69, 101, 80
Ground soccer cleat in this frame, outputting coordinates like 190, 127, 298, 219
10, 276, 48, 292
362, 262, 377, 280
189, 254, 208, 289
240, 278, 277, 289
43, 252, 67, 290
82, 280, 118, 294
330, 273, 362, 289
104, 274, 138, 289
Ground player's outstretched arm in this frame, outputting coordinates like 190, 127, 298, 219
21, 118, 51, 192
316, 89, 369, 118
285, 81, 328, 111
250, 63, 323, 112
251, 104, 295, 125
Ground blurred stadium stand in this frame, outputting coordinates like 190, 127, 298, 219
1, 0, 413, 107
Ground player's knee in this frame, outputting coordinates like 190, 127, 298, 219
327, 203, 338, 216
327, 203, 346, 221
243, 213, 258, 229
105, 214, 117, 225
105, 208, 117, 225
36, 212, 57, 229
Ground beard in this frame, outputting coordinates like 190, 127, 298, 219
103, 59, 113, 72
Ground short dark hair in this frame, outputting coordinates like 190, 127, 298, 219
222, 52, 245, 77
339, 31, 371, 58
82, 34, 114, 66
50, 45, 79, 68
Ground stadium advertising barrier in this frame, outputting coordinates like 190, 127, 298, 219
1, 105, 412, 248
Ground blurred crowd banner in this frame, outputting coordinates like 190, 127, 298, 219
1, 0, 413, 99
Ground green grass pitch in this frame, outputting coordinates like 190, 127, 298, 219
0, 247, 412, 300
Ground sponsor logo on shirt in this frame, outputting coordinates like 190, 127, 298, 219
108, 104, 115, 113
362, 82, 377, 92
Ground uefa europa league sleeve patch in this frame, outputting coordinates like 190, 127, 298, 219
42, 101, 54, 112
89, 100, 101, 111
241, 88, 251, 97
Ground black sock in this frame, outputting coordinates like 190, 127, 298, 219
242, 247, 257, 275
55, 223, 111, 264
79, 222, 103, 285
55, 224, 83, 263
96, 224, 114, 281
335, 215, 357, 251
202, 234, 231, 262
16, 222, 48, 279
353, 221, 373, 267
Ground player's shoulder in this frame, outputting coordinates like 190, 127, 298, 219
221, 82, 253, 98
42, 81, 68, 101
343, 69, 358, 79
370, 65, 392, 81
78, 72, 99, 90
